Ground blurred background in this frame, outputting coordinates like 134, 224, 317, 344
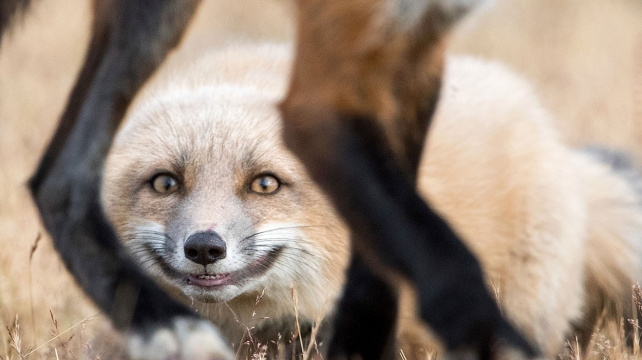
0, 0, 640, 358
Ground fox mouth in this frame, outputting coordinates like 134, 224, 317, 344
186, 246, 283, 288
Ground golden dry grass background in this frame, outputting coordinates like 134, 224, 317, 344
0, 1, 97, 358
0, 0, 641, 359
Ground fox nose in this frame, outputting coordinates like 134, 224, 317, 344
184, 231, 227, 266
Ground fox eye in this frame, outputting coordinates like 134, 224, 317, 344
150, 174, 179, 194
250, 174, 281, 195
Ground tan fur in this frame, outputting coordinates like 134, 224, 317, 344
103, 44, 642, 358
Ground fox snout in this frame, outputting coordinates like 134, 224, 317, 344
183, 231, 227, 266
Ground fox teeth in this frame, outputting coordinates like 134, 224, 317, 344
197, 274, 226, 279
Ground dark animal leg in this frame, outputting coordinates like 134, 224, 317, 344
29, 0, 203, 333
327, 253, 398, 360
282, 109, 537, 360
281, 1, 538, 358
30, 0, 114, 194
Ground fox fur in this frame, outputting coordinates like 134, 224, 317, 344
102, 42, 642, 358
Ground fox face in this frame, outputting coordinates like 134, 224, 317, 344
102, 45, 349, 321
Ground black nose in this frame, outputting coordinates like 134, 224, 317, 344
183, 231, 227, 266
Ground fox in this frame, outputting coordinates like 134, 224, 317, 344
3, 0, 615, 358
102, 42, 642, 359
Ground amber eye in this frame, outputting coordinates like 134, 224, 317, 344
150, 174, 179, 194
250, 174, 281, 195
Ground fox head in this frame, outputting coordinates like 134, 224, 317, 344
102, 44, 349, 319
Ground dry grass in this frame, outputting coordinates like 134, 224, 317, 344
1, 0, 641, 359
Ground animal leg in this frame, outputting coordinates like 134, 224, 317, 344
281, 0, 538, 358
29, 1, 232, 359
327, 253, 399, 360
